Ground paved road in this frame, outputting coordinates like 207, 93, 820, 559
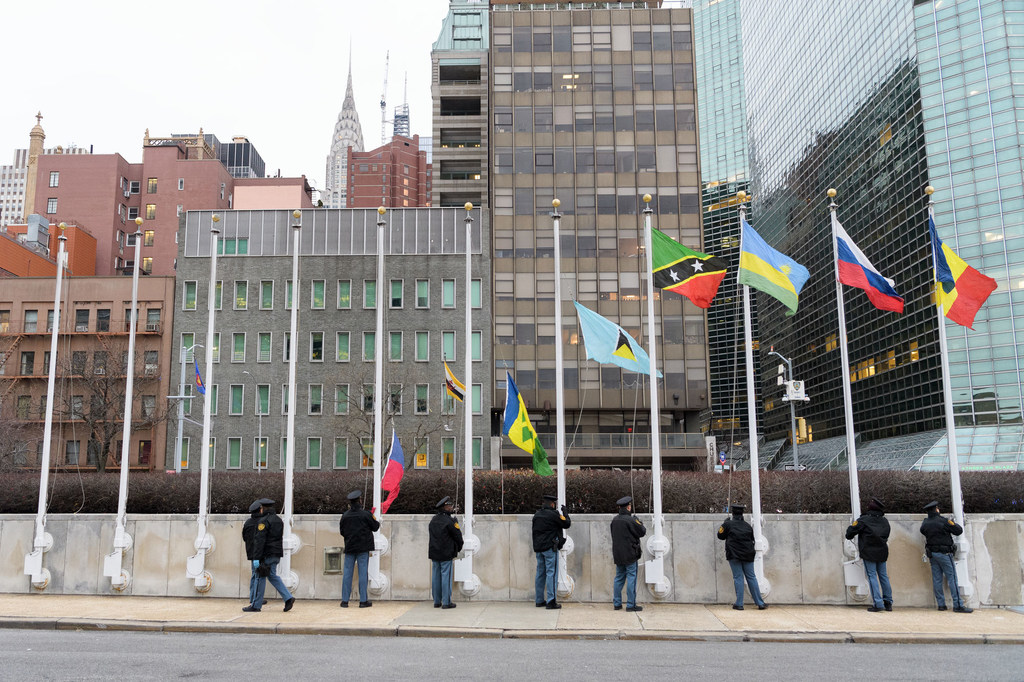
2, 631, 1023, 681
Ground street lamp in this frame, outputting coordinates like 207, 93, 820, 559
768, 346, 810, 471
243, 370, 264, 472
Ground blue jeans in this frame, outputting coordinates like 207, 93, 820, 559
432, 560, 453, 606
929, 552, 963, 609
253, 556, 292, 607
613, 562, 638, 609
248, 563, 259, 606
728, 559, 765, 607
535, 549, 558, 604
342, 551, 369, 604
863, 559, 892, 609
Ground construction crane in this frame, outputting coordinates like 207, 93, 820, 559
380, 51, 389, 146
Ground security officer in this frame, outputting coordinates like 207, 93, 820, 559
241, 498, 265, 610
339, 489, 380, 608
717, 504, 767, 610
610, 496, 646, 612
428, 496, 464, 609
532, 493, 571, 609
245, 499, 295, 613
845, 497, 892, 612
920, 500, 972, 613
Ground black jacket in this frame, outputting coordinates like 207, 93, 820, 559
845, 509, 890, 562
610, 510, 646, 566
428, 511, 464, 562
717, 516, 756, 562
532, 506, 571, 553
920, 510, 963, 554
251, 509, 284, 560
340, 504, 380, 554
241, 511, 260, 560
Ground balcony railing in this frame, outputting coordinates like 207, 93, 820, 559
531, 432, 705, 450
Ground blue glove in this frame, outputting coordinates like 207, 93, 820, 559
252, 559, 260, 569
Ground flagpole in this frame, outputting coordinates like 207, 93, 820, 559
827, 190, 862, 522
641, 194, 670, 598
926, 185, 973, 599
369, 205, 389, 596
457, 202, 481, 597
737, 192, 769, 595
280, 209, 303, 591
551, 198, 575, 598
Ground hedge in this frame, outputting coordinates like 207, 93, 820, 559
2, 470, 1022, 516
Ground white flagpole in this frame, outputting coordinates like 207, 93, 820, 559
23, 223, 68, 589
456, 202, 481, 596
551, 198, 575, 598
641, 194, 670, 598
368, 205, 389, 595
826, 190, 862, 522
280, 209, 303, 590
737, 192, 769, 595
926, 185, 973, 599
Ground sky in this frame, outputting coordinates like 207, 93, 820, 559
0, 0, 452, 192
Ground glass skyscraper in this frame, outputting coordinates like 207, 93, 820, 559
740, 0, 1024, 469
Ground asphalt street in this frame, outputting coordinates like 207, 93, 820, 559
2, 630, 1023, 681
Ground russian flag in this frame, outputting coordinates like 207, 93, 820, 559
380, 430, 405, 514
834, 220, 904, 313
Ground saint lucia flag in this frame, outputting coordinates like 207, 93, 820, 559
572, 301, 662, 377
502, 371, 552, 476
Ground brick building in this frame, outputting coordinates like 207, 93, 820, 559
346, 135, 432, 208
1, 217, 97, 278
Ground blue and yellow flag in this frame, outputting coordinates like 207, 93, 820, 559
573, 301, 662, 377
193, 357, 206, 395
929, 216, 996, 329
502, 371, 552, 476
738, 219, 810, 315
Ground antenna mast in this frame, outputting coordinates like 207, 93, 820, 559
380, 51, 390, 145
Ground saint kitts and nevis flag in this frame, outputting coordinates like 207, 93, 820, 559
929, 216, 997, 328
502, 371, 553, 476
650, 227, 727, 308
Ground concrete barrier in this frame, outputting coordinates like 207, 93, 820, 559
1, 514, 1021, 607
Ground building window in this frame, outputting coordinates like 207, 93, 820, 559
234, 281, 248, 309
178, 438, 190, 470
414, 440, 428, 468
230, 385, 243, 415
415, 331, 429, 362
256, 384, 270, 415
310, 332, 324, 361
309, 384, 323, 415
211, 332, 220, 362
285, 280, 293, 309
363, 332, 375, 361
281, 385, 290, 415
307, 437, 322, 469
416, 279, 429, 308
183, 281, 197, 310
360, 437, 373, 468
442, 388, 456, 416
472, 331, 482, 361
209, 385, 218, 416
390, 279, 403, 308
472, 437, 482, 468
363, 280, 376, 309
337, 280, 351, 308
147, 178, 158, 194
472, 384, 482, 415
75, 309, 89, 332
335, 384, 349, 415
333, 438, 348, 468
311, 280, 326, 309
130, 180, 140, 194
177, 205, 183, 217
258, 332, 272, 362
141, 257, 153, 273
181, 333, 195, 363
388, 384, 402, 415
128, 207, 140, 221
283, 332, 291, 362
472, 280, 482, 308
279, 437, 287, 468
144, 350, 158, 375
442, 279, 456, 308
23, 310, 38, 333
415, 384, 429, 415
145, 204, 156, 220
49, 171, 59, 188
232, 332, 245, 362
227, 438, 241, 469
143, 230, 155, 247
178, 178, 185, 191
442, 437, 456, 468
442, 331, 456, 362
389, 331, 402, 361
46, 198, 57, 214
362, 384, 374, 413
66, 440, 80, 466
255, 437, 268, 470
336, 331, 350, 362
260, 281, 274, 309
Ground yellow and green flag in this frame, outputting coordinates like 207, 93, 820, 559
502, 371, 552, 476
738, 219, 810, 315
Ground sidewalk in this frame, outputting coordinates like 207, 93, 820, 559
0, 594, 1021, 644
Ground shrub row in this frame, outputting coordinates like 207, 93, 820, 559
2, 469, 1022, 516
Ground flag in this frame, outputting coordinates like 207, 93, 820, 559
929, 216, 997, 328
738, 219, 810, 315
650, 227, 727, 308
380, 430, 405, 514
193, 357, 205, 395
719, 451, 727, 466
502, 371, 552, 476
834, 220, 904, 313
444, 360, 465, 402
572, 301, 662, 377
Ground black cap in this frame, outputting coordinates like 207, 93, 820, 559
730, 504, 745, 514
248, 499, 263, 513
923, 500, 939, 511
436, 496, 452, 509
543, 494, 558, 502
347, 490, 362, 501
867, 497, 884, 512
616, 496, 632, 507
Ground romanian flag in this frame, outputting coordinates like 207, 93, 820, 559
502, 371, 552, 476
738, 219, 810, 316
193, 357, 206, 395
444, 360, 465, 402
834, 219, 904, 313
650, 227, 727, 308
573, 301, 661, 377
380, 430, 405, 514
929, 216, 997, 328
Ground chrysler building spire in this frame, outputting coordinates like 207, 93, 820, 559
325, 52, 365, 208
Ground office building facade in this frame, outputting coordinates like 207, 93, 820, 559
347, 135, 432, 208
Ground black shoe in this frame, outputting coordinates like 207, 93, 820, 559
242, 606, 261, 612
732, 605, 744, 611
340, 601, 348, 608
953, 606, 973, 613
626, 605, 643, 612
442, 603, 457, 609
546, 601, 561, 610
884, 602, 892, 612
613, 605, 622, 610
867, 606, 883, 612
434, 603, 441, 608
937, 605, 947, 611
262, 600, 268, 606
284, 597, 294, 612
359, 601, 372, 608
758, 604, 768, 610
536, 602, 547, 607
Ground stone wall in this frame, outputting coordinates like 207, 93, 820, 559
1, 514, 1021, 607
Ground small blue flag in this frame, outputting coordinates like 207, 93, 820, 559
573, 301, 662, 377
194, 357, 206, 395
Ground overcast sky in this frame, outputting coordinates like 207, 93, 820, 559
0, 0, 452, 192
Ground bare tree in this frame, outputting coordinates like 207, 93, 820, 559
0, 408, 33, 471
